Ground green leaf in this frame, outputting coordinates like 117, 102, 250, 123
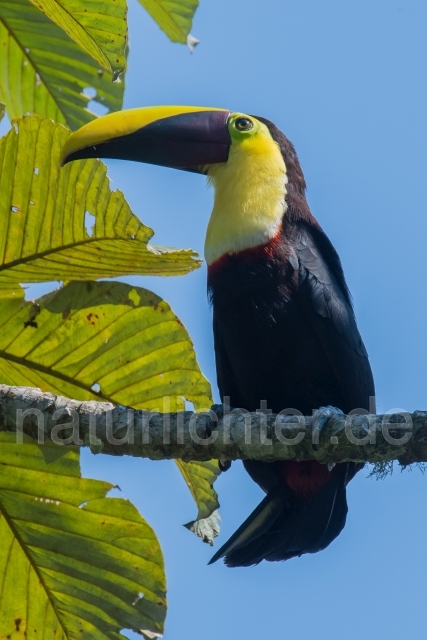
177, 459, 220, 520
0, 0, 124, 130
137, 0, 199, 45
0, 432, 166, 639
175, 393, 221, 544
0, 281, 212, 411
0, 116, 200, 286
178, 459, 221, 544
173, 364, 220, 539
29, 0, 127, 76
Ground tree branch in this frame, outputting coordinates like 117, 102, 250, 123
0, 384, 425, 466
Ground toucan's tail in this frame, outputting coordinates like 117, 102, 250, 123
209, 462, 359, 567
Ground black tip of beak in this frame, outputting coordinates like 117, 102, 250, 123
61, 147, 94, 166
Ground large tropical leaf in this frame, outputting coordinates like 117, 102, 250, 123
0, 282, 220, 539
0, 281, 212, 411
137, 0, 199, 47
0, 116, 200, 286
29, 0, 128, 76
0, 432, 166, 639
0, 280, 219, 537
0, 0, 124, 130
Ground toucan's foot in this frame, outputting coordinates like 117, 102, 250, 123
312, 405, 343, 451
210, 403, 232, 419
219, 459, 232, 472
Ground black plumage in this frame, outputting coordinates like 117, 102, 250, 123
208, 119, 374, 567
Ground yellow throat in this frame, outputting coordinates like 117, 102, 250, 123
204, 125, 287, 266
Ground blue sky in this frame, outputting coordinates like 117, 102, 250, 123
15, 0, 427, 637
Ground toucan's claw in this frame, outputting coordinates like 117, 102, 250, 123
312, 405, 343, 451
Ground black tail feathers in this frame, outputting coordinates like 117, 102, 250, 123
209, 463, 358, 567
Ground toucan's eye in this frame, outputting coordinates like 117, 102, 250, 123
235, 117, 253, 131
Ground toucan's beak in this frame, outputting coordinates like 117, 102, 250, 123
61, 106, 231, 173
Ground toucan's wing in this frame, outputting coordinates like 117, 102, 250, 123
292, 220, 375, 413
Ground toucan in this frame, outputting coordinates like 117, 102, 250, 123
62, 106, 375, 567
